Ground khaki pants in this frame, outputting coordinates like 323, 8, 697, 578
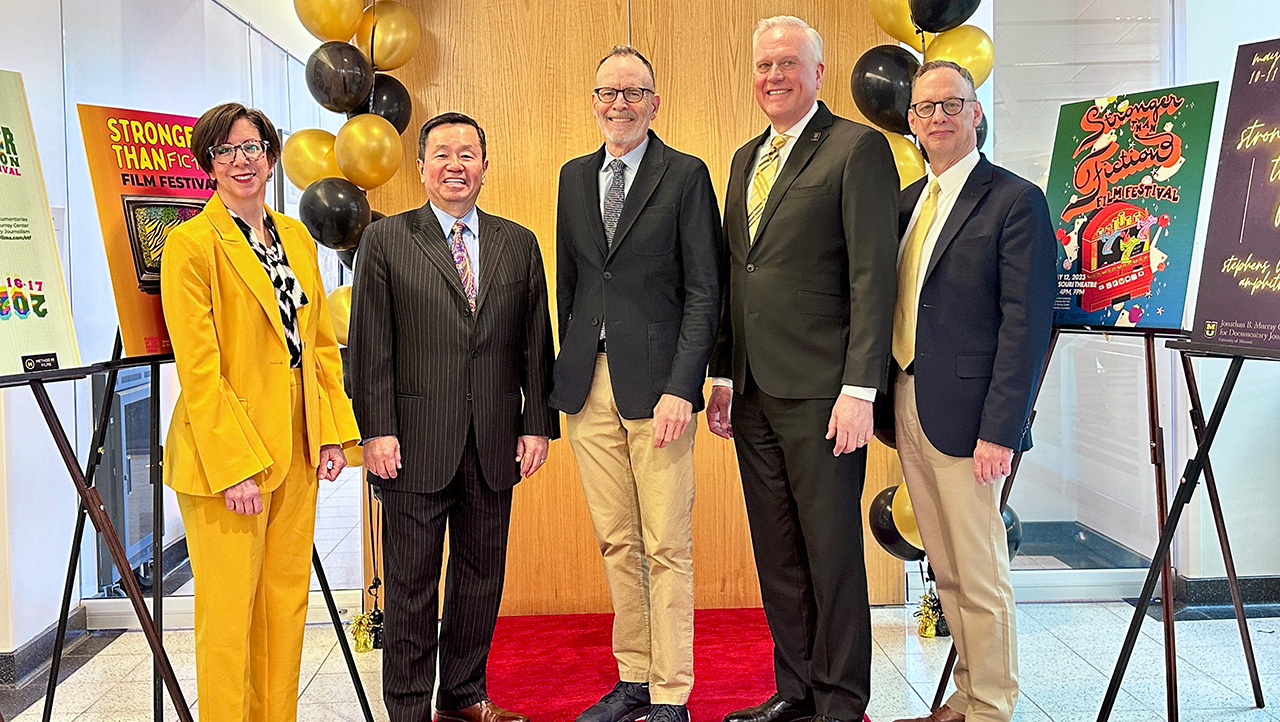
894, 374, 1018, 722
176, 370, 317, 722
566, 354, 696, 705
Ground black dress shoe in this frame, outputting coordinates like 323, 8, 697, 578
723, 693, 816, 722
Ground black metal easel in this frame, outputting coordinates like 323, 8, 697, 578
32, 332, 374, 722
1096, 340, 1268, 721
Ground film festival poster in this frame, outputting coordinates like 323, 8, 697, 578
1045, 82, 1218, 331
1192, 37, 1280, 355
78, 103, 213, 357
0, 70, 81, 375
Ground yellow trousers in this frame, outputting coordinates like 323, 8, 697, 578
176, 370, 317, 722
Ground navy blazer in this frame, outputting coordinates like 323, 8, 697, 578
876, 156, 1056, 456
551, 132, 722, 419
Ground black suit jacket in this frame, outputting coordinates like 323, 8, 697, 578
875, 156, 1056, 456
349, 204, 558, 493
551, 132, 722, 419
709, 102, 899, 398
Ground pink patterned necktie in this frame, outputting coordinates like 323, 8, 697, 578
449, 220, 477, 312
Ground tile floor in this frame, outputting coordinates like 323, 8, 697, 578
10, 601, 1279, 722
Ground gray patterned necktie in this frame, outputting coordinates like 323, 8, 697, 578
603, 158, 627, 247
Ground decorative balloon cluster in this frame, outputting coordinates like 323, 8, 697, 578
853, 0, 994, 189
287, 0, 421, 259
869, 482, 1024, 562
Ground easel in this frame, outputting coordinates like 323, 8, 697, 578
1096, 340, 1267, 721
927, 329, 1262, 722
28, 333, 376, 722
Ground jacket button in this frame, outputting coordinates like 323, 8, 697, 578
603, 271, 613, 280
471, 349, 478, 358
464, 308, 472, 317
591, 317, 599, 326
466, 393, 473, 402
746, 263, 756, 272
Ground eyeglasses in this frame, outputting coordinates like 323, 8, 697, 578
593, 87, 653, 103
208, 139, 269, 164
909, 97, 974, 118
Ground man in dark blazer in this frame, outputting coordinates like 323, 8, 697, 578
551, 46, 720, 722
349, 112, 557, 722
705, 16, 899, 722
878, 61, 1055, 722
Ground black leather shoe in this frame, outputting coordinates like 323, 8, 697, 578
575, 680, 651, 722
723, 693, 816, 722
647, 704, 691, 722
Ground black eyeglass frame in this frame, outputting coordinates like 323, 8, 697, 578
207, 139, 271, 165
909, 97, 975, 119
592, 86, 655, 103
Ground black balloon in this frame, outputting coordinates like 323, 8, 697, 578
909, 0, 981, 33
300, 177, 371, 251
976, 113, 989, 151
348, 74, 414, 135
850, 45, 920, 135
869, 486, 926, 562
1003, 505, 1023, 559
336, 212, 382, 268
306, 41, 375, 113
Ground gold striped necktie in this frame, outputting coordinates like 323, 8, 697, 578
747, 134, 789, 242
892, 178, 942, 369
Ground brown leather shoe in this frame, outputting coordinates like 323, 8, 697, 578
435, 698, 530, 722
891, 705, 964, 722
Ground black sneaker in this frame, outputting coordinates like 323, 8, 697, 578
647, 704, 691, 722
575, 681, 651, 722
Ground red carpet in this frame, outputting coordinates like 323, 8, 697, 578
487, 608, 871, 722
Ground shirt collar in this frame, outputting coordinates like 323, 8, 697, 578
430, 202, 480, 238
927, 148, 981, 196
601, 134, 650, 174
769, 101, 821, 142
226, 207, 276, 244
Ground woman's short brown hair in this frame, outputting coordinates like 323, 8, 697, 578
190, 103, 282, 176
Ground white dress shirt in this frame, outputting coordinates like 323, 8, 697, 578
598, 135, 650, 215
899, 148, 982, 300
431, 202, 480, 284
714, 101, 875, 402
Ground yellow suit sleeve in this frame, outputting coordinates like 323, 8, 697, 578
161, 225, 273, 493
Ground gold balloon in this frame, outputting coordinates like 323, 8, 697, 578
925, 25, 995, 88
282, 128, 342, 191
328, 284, 352, 346
335, 113, 403, 190
891, 483, 925, 551
869, 0, 934, 52
882, 132, 927, 189
356, 1, 422, 71
294, 0, 363, 42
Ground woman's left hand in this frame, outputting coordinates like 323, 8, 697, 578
317, 444, 347, 481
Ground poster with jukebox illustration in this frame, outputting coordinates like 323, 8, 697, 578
1045, 82, 1218, 331
1191, 37, 1280, 355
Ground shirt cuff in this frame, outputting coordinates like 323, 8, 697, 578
711, 377, 733, 389
841, 385, 877, 402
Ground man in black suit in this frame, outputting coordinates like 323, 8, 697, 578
349, 112, 557, 722
551, 46, 720, 722
705, 16, 899, 722
880, 61, 1054, 722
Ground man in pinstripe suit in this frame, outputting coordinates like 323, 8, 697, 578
350, 112, 557, 722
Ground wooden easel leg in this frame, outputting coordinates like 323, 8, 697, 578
1178, 351, 1264, 708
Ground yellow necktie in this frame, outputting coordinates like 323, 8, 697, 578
747, 134, 790, 241
892, 179, 942, 369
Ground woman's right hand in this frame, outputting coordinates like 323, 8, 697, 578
224, 478, 263, 515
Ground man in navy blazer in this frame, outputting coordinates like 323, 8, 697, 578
877, 61, 1055, 722
551, 46, 721, 722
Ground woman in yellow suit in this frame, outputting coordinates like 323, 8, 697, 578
161, 102, 360, 722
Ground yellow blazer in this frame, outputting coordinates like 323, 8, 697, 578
161, 193, 360, 497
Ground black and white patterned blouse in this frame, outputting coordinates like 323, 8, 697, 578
231, 212, 308, 368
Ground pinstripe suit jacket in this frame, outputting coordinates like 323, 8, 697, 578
349, 203, 558, 494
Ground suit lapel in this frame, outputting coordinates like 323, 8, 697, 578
729, 130, 768, 255
750, 102, 833, 255
899, 178, 926, 238
579, 147, 609, 259
270, 210, 317, 331
474, 210, 509, 315
923, 157, 993, 282
608, 133, 668, 261
208, 195, 287, 344
410, 204, 469, 304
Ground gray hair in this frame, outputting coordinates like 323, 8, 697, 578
753, 16, 823, 65
914, 60, 976, 96
597, 45, 656, 88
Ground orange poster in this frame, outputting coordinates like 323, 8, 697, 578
78, 103, 213, 356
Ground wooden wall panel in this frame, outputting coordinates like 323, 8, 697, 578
361, 0, 906, 616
